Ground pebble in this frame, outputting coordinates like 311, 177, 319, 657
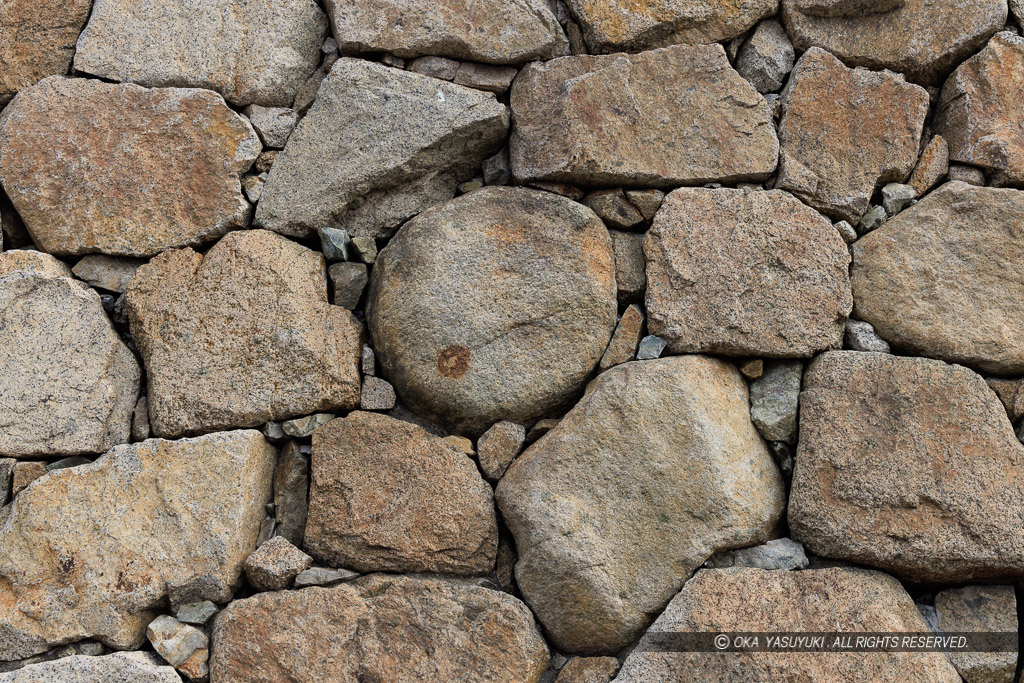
328, 261, 368, 309
273, 441, 310, 546
293, 566, 360, 588
526, 418, 561, 443
609, 230, 646, 305
318, 227, 350, 262
705, 537, 809, 571
173, 601, 218, 626
749, 360, 802, 444
146, 615, 209, 679
844, 319, 892, 353
583, 189, 645, 230
361, 344, 376, 376
244, 105, 299, 149
45, 456, 90, 472
477, 420, 527, 481
736, 18, 795, 93
0, 458, 14, 506
457, 178, 484, 194
881, 183, 917, 215
483, 148, 511, 186
636, 335, 667, 360
740, 359, 764, 379
623, 189, 665, 220
131, 396, 150, 441
349, 236, 377, 264
443, 435, 476, 455
360, 376, 397, 411
243, 536, 313, 591
909, 135, 949, 196
71, 255, 144, 293
261, 421, 286, 442
598, 304, 644, 371
452, 62, 518, 94
834, 220, 858, 244
856, 205, 887, 234
281, 412, 335, 438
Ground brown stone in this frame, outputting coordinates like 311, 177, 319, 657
209, 574, 550, 682
510, 44, 778, 187
0, 0, 92, 104
789, 351, 1024, 583
10, 461, 45, 497
908, 135, 950, 196
125, 229, 363, 438
243, 536, 313, 591
477, 420, 527, 482
304, 412, 498, 574
934, 585, 1017, 683
71, 255, 145, 294
934, 32, 1024, 187
598, 304, 644, 371
776, 48, 929, 223
645, 188, 852, 358
555, 656, 619, 683
583, 190, 644, 230
617, 568, 960, 681
0, 77, 260, 257
851, 182, 1024, 374
610, 230, 646, 305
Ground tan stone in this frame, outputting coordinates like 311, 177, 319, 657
71, 255, 145, 294
645, 188, 852, 357
10, 461, 45, 497
609, 230, 646, 305
243, 536, 312, 591
496, 356, 784, 654
0, 431, 276, 661
909, 135, 950, 196
209, 574, 550, 682
789, 351, 1024, 583
598, 304, 644, 371
987, 378, 1024, 422
776, 48, 929, 223
304, 412, 497, 574
125, 230, 362, 438
0, 0, 92, 104
617, 568, 960, 681
555, 656, 619, 682
477, 420, 527, 482
0, 77, 260, 257
510, 44, 778, 187
935, 32, 1024, 187
934, 585, 1017, 683
0, 250, 70, 279
851, 182, 1024, 374
0, 652, 181, 682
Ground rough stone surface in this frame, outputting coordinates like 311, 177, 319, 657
909, 135, 950, 196
775, 48, 929, 223
510, 44, 779, 187
174, 602, 218, 626
749, 360, 802, 444
367, 187, 616, 435
584, 190, 645, 230
736, 19, 795, 93
0, 252, 140, 458
0, 460, 12, 506
305, 412, 498, 574
359, 377, 396, 411
9, 462, 45, 497
0, 430, 276, 660
146, 615, 208, 678
74, 0, 327, 107
0, 77, 260, 258
293, 566, 358, 588
882, 183, 917, 215
243, 536, 312, 591
244, 106, 300, 149
934, 585, 1017, 683
948, 163, 988, 185
273, 441, 309, 547
477, 421, 527, 482
704, 538, 809, 571
610, 230, 646, 305
987, 378, 1024, 422
780, 0, 1007, 85
328, 261, 367, 310
281, 413, 334, 438
617, 568, 961, 681
935, 32, 1024, 186
565, 0, 777, 53
255, 59, 508, 240
71, 256, 144, 294
555, 656, 619, 682
844, 319, 891, 353
645, 188, 852, 357
598, 305, 645, 372
851, 182, 1024, 374
496, 356, 785, 654
0, 653, 180, 683
452, 63, 518, 95
327, 0, 567, 64
125, 229, 363, 438
209, 574, 550, 682
789, 351, 1024, 583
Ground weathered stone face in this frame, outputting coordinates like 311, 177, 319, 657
209, 574, 550, 682
125, 230, 363, 439
0, 431, 276, 661
775, 47, 929, 223
326, 0, 567, 63
645, 188, 851, 357
74, 0, 328, 107
510, 44, 779, 187
934, 32, 1024, 186
780, 0, 1007, 85
0, 77, 260, 257
934, 585, 1017, 683
0, 652, 181, 683
851, 182, 1024, 374
367, 187, 617, 436
254, 58, 509, 240
789, 351, 1024, 583
496, 356, 785, 654
0, 252, 140, 458
617, 568, 960, 681
304, 412, 498, 574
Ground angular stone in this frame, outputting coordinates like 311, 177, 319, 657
0, 431, 275, 660
750, 360, 802, 444
598, 304, 644, 371
367, 187, 616, 435
645, 188, 852, 357
834, 219, 858, 243
305, 412, 498, 574
349, 237, 377, 265
328, 261, 367, 309
852, 182, 1024, 374
244, 106, 299, 149
74, 0, 327, 107
583, 190, 644, 230
173, 602, 218, 627
934, 585, 1017, 683
780, 0, 1007, 85
555, 656, 619, 683
987, 378, 1024, 422
146, 615, 208, 678
326, 0, 566, 64
71, 255, 144, 294
293, 566, 358, 588
0, 460, 12, 506
453, 62, 518, 95
617, 568, 961, 681
130, 398, 150, 442
740, 359, 764, 379
736, 19, 795, 93
273, 442, 309, 547
775, 48, 929, 223
705, 537, 809, 570
882, 183, 917, 215
255, 59, 508, 240
0, 652, 180, 683
125, 230, 363, 438
565, 0, 776, 53
0, 0, 92, 105
625, 189, 665, 219
909, 135, 950, 196
281, 413, 335, 439
9, 462, 45, 497
610, 230, 646, 306
244, 536, 312, 591
844, 319, 891, 353
789, 351, 1024, 582
478, 421, 527, 482
0, 252, 140, 458
510, 44, 778, 187
496, 356, 785, 654
359, 376, 396, 411
935, 32, 1024, 186
635, 335, 667, 360
407, 55, 460, 80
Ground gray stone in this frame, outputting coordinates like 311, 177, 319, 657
281, 413, 335, 438
242, 173, 266, 202
71, 255, 144, 294
882, 183, 917, 214
146, 615, 207, 679
261, 421, 286, 443
583, 189, 644, 229
349, 237, 377, 265
131, 397, 150, 442
255, 59, 509, 240
0, 653, 180, 682
173, 602, 218, 626
750, 360, 802, 444
624, 189, 665, 219
318, 227, 349, 262
453, 62, 518, 94
477, 420, 527, 482
857, 205, 887, 234
705, 538, 810, 570
636, 335, 667, 360
736, 19, 796, 93
0, 459, 13, 506
835, 220, 858, 244
610, 230, 646, 305
244, 105, 299, 149
483, 148, 511, 186
243, 536, 313, 591
934, 585, 1017, 683
844, 319, 892, 353
360, 376, 397, 411
44, 456, 90, 472
293, 566, 360, 588
407, 56, 460, 80
273, 441, 309, 546
361, 345, 376, 376
328, 262, 367, 310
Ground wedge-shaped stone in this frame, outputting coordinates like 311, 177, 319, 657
0, 0, 92, 104
645, 188, 851, 357
510, 44, 778, 187
0, 252, 140, 458
0, 431, 276, 661
617, 568, 960, 682
367, 187, 616, 436
74, 0, 327, 107
209, 574, 550, 682
775, 48, 929, 224
125, 230, 362, 439
255, 58, 508, 240
0, 652, 180, 682
496, 357, 785, 654
327, 0, 566, 64
789, 351, 1024, 583
852, 182, 1024, 374
0, 77, 260, 257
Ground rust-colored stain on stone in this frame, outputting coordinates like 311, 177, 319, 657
437, 345, 472, 379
